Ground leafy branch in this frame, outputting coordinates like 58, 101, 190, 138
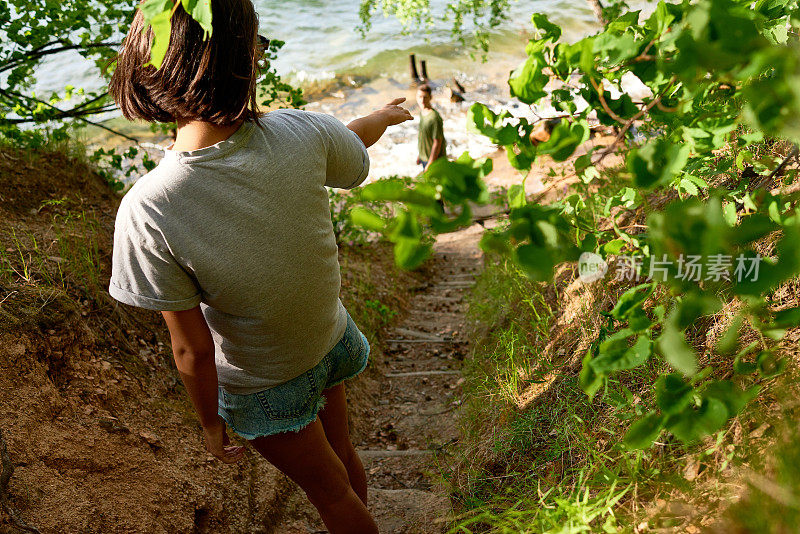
592, 76, 677, 165
0, 88, 138, 143
352, 0, 800, 449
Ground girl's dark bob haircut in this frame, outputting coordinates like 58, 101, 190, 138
110, 0, 261, 126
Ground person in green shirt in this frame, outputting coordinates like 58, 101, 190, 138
416, 84, 447, 170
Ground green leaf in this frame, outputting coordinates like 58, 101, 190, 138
733, 358, 758, 375
349, 207, 385, 232
757, 350, 786, 379
579, 349, 603, 399
758, 17, 789, 44
581, 233, 598, 253
675, 294, 722, 330
389, 210, 422, 241
140, 0, 173, 20
723, 202, 738, 226
538, 121, 590, 162
627, 308, 654, 332
735, 225, 800, 296
509, 53, 549, 105
645, 1, 676, 36
770, 306, 800, 329
360, 178, 438, 211
592, 32, 640, 64
181, 0, 213, 37
655, 373, 694, 415
610, 283, 654, 320
480, 231, 512, 255
702, 380, 760, 416
467, 104, 518, 145
715, 315, 743, 355
514, 243, 556, 280
530, 13, 561, 43
658, 312, 698, 376
628, 138, 691, 189
393, 239, 432, 270
591, 332, 652, 373
624, 412, 665, 449
667, 397, 729, 443
143, 8, 174, 69
508, 184, 527, 209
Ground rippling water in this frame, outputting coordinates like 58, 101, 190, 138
33, 1, 643, 182
259, 0, 600, 85
35, 0, 602, 96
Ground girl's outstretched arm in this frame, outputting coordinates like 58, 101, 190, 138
347, 97, 413, 148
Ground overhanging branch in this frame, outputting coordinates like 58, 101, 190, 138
0, 89, 138, 143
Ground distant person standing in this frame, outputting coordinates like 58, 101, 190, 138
416, 84, 447, 170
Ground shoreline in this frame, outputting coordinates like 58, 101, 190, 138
86, 51, 531, 185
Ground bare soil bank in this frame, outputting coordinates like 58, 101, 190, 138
0, 146, 424, 533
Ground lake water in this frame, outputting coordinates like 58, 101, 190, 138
35, 0, 603, 96
34, 0, 642, 182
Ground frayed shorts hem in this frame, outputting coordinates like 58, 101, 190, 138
218, 311, 370, 440
218, 396, 327, 440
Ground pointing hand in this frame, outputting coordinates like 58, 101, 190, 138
379, 97, 414, 126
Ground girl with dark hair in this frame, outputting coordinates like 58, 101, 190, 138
108, 2, 412, 531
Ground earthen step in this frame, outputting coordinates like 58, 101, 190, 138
358, 449, 433, 459
384, 370, 461, 377
390, 327, 446, 342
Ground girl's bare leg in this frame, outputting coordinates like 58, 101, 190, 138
318, 384, 368, 504
249, 418, 378, 534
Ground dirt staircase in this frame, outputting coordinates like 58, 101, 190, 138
280, 222, 485, 533
360, 222, 485, 533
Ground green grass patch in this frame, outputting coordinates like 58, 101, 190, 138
444, 254, 800, 532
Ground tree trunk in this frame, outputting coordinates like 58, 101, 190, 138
587, 0, 607, 25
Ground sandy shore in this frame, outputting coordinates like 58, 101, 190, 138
304, 54, 546, 184
89, 50, 580, 189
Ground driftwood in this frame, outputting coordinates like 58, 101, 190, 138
449, 87, 465, 103
0, 429, 40, 533
448, 77, 466, 103
420, 60, 429, 81
408, 54, 421, 85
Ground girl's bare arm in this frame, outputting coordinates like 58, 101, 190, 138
347, 97, 413, 148
161, 307, 244, 463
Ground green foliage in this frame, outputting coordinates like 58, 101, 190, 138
358, 0, 512, 51
0, 0, 130, 146
628, 138, 690, 189
352, 153, 491, 268
364, 298, 398, 326
354, 0, 800, 453
3, 0, 303, 186
481, 203, 584, 280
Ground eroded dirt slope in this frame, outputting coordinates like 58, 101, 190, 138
0, 147, 421, 534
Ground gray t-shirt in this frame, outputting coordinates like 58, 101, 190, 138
109, 109, 370, 394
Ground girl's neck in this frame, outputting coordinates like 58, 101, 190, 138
171, 119, 245, 152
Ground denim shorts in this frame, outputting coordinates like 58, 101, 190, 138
217, 311, 370, 440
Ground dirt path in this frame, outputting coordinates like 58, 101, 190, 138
354, 141, 619, 532
278, 141, 617, 532
360, 222, 486, 532
278, 221, 486, 533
